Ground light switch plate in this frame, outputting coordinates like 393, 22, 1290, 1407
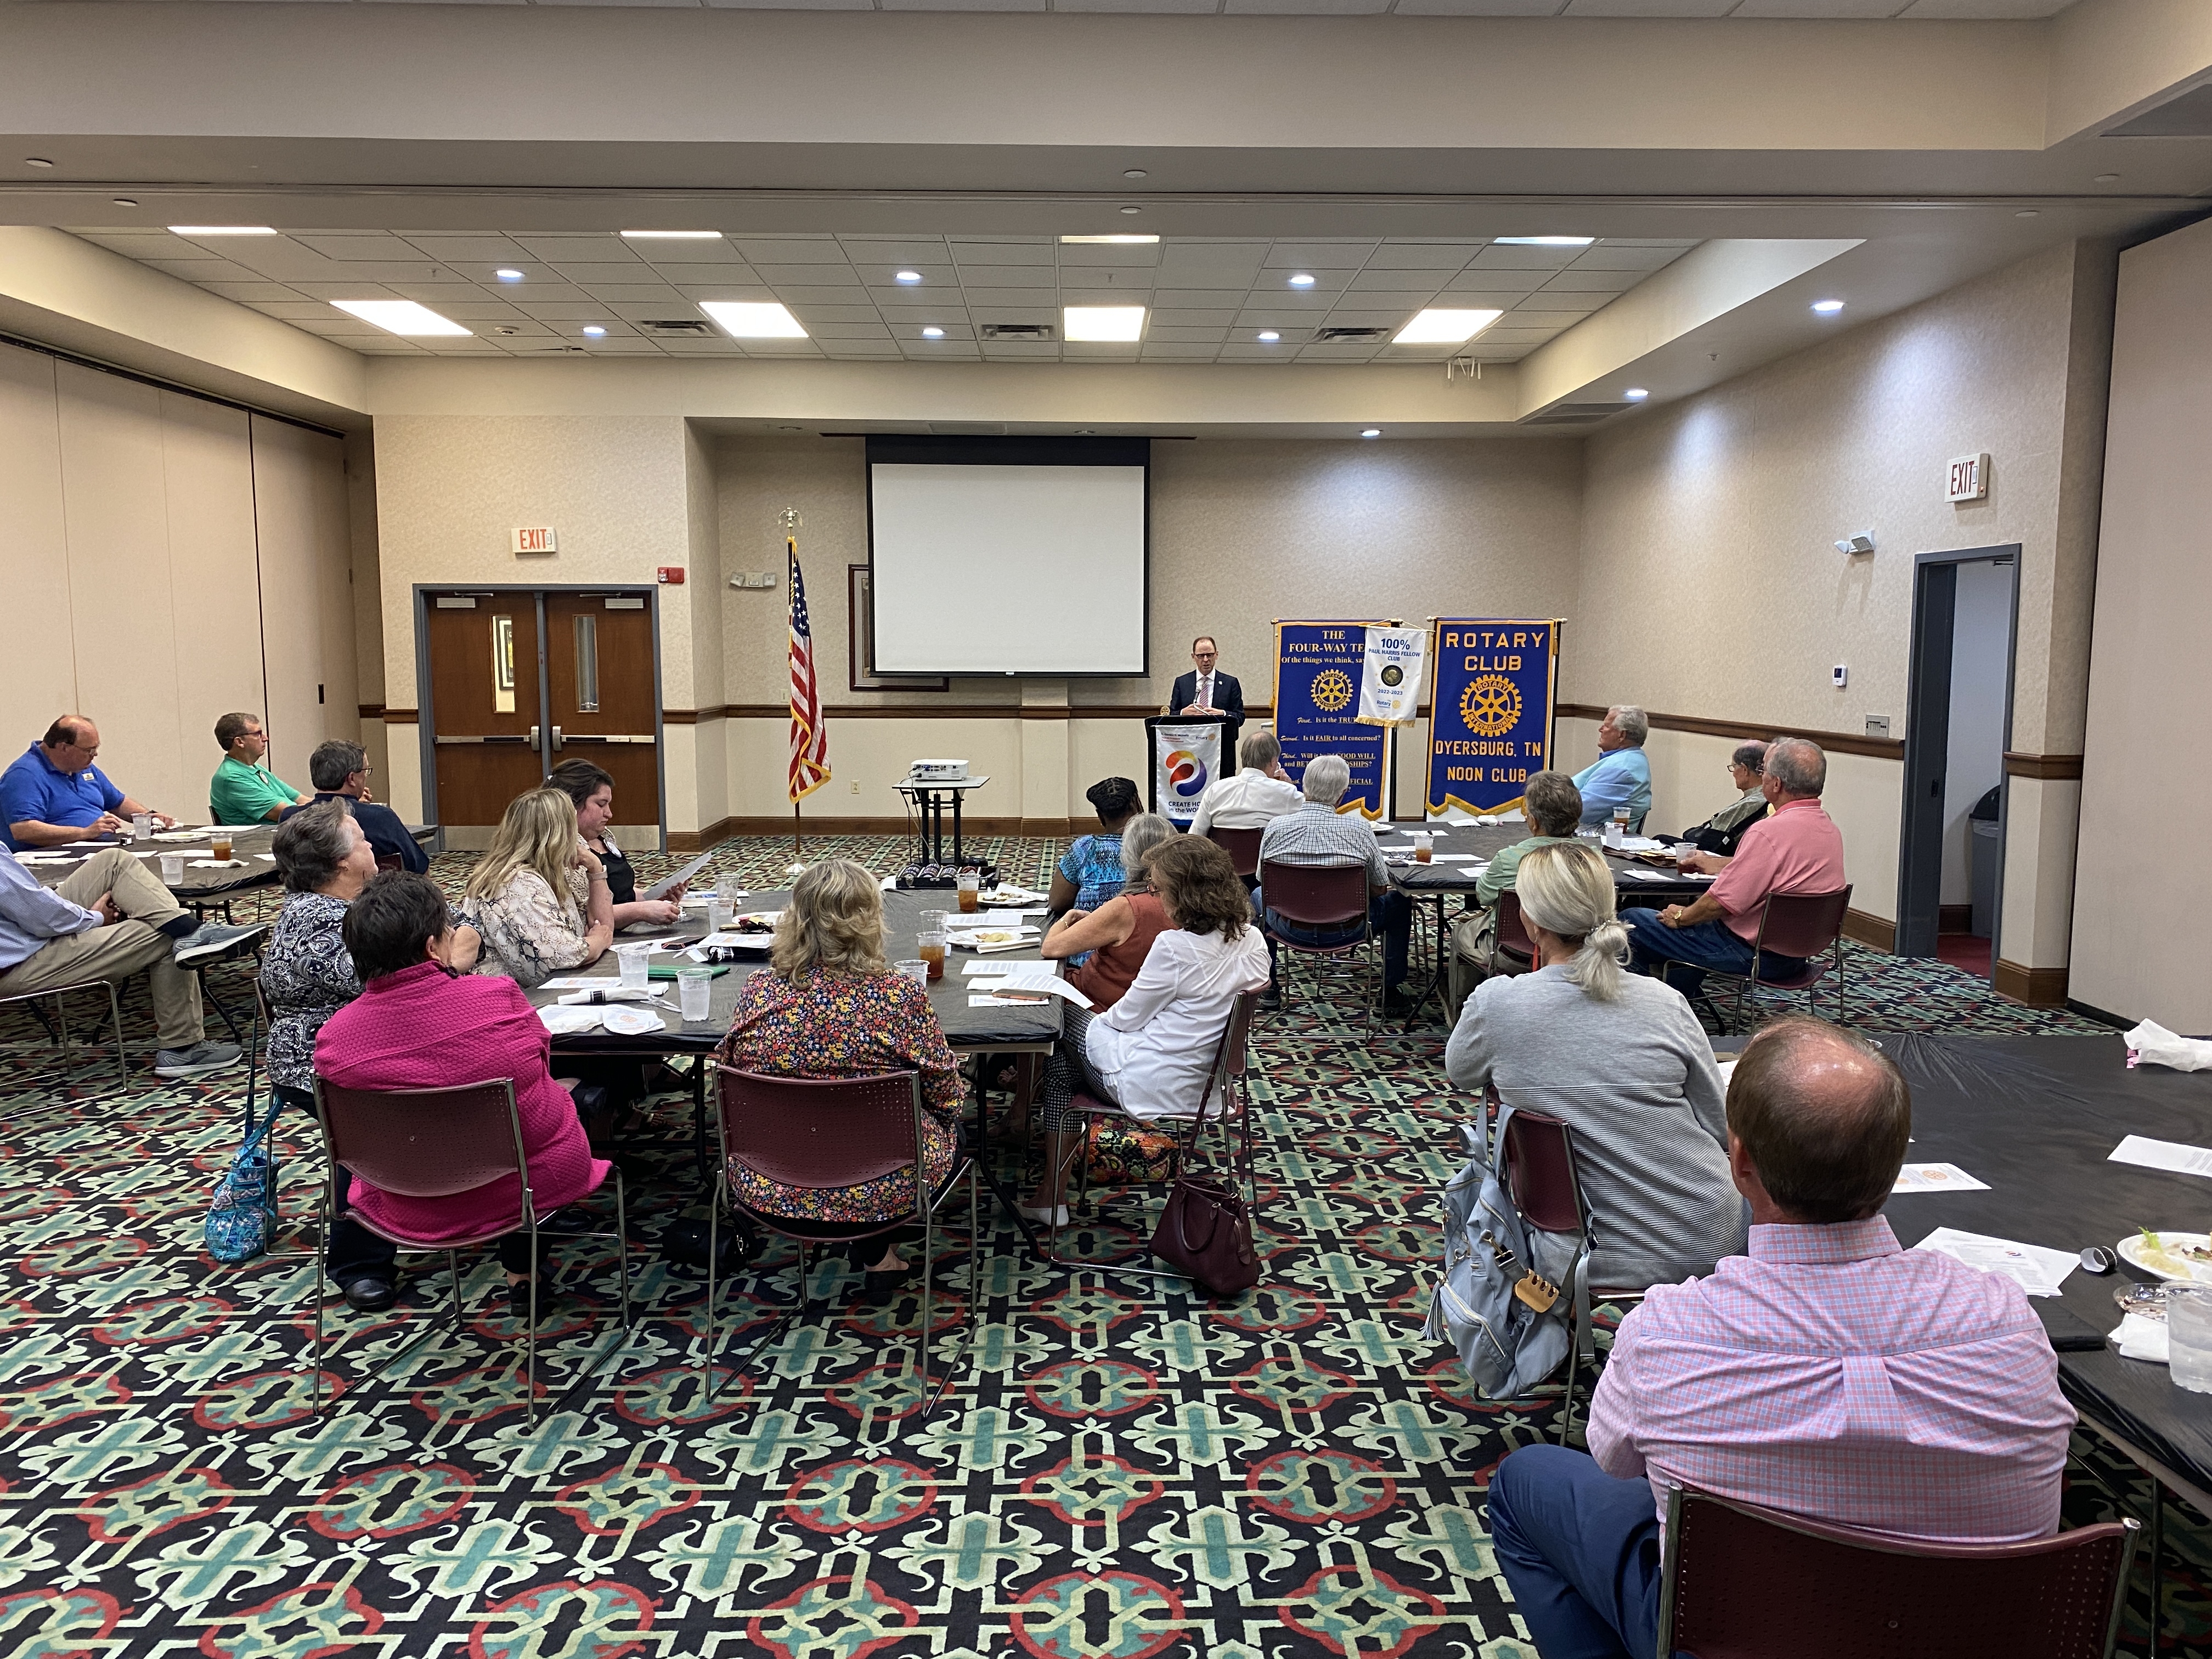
1865, 715, 1891, 738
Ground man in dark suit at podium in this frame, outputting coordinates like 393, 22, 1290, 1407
1166, 636, 1245, 758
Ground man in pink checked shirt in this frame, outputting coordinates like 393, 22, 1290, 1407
1486, 1018, 2074, 1659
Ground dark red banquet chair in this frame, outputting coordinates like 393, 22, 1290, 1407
1259, 858, 1376, 1025
1205, 825, 1262, 879
1656, 1481, 2138, 1659
1696, 885, 1852, 1031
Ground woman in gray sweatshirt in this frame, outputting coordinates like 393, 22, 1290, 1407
1444, 840, 1745, 1289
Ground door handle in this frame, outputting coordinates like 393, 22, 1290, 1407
528, 724, 540, 752
557, 733, 656, 745
552, 725, 563, 751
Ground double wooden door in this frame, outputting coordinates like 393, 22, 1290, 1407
423, 588, 661, 842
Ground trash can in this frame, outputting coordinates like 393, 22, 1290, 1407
1969, 786, 2001, 939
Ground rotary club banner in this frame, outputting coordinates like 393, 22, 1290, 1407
1355, 625, 1427, 727
1148, 718, 1226, 827
1425, 619, 1560, 817
1273, 620, 1391, 819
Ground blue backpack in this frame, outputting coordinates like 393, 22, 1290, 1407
1424, 1111, 1585, 1399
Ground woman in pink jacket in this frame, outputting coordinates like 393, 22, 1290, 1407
314, 871, 608, 1318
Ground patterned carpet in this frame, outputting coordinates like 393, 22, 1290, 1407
0, 834, 2192, 1658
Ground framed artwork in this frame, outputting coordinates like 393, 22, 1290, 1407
848, 565, 950, 692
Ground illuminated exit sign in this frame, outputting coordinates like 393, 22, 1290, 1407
512, 527, 557, 555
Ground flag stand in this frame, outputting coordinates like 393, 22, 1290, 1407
792, 802, 802, 860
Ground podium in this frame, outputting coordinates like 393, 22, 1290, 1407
1146, 714, 1237, 827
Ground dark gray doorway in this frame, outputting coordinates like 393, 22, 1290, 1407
1896, 545, 2019, 980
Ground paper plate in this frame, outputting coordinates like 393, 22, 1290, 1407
601, 1005, 667, 1036
537, 1006, 602, 1035
2118, 1231, 2212, 1284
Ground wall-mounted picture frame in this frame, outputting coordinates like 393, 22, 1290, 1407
849, 565, 950, 692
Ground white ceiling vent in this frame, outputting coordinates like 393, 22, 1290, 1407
1316, 326, 1390, 342
640, 318, 714, 336
979, 323, 1054, 342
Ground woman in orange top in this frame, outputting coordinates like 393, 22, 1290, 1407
1041, 812, 1174, 1011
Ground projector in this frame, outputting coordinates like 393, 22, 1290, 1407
910, 758, 969, 783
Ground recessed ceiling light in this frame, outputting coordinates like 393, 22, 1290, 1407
1361, 428, 1382, 439
895, 270, 922, 284
1392, 307, 1503, 345
494, 326, 520, 336
1494, 236, 1594, 247
621, 230, 723, 240
328, 299, 472, 337
1119, 206, 1142, 216
921, 326, 945, 338
2094, 173, 2120, 183
1123, 169, 1148, 180
1256, 330, 1281, 342
582, 325, 607, 337
111, 198, 138, 208
495, 268, 524, 282
170, 225, 277, 236
1624, 387, 1649, 401
1288, 273, 1316, 288
24, 157, 54, 169
1064, 306, 1147, 342
699, 301, 808, 339
1811, 298, 1846, 314
1060, 234, 1160, 245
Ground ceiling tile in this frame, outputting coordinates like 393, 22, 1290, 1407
1393, 0, 1568, 12
1362, 242, 1480, 269
953, 264, 1059, 288
574, 284, 685, 302
287, 281, 403, 301
1150, 307, 1240, 326
1437, 269, 1551, 293
773, 285, 872, 306
1139, 344, 1226, 359
140, 257, 270, 283
630, 241, 752, 266
775, 304, 882, 323
1539, 269, 1641, 292
511, 235, 638, 261
1570, 245, 1692, 270
400, 234, 534, 262
1144, 325, 1229, 342
1895, 0, 2070, 15
730, 237, 844, 263
1226, 0, 1390, 12
956, 287, 1060, 309
1560, 0, 1735, 12
671, 281, 782, 302
1469, 244, 1583, 269
1263, 242, 1376, 268
291, 234, 424, 261
950, 241, 1056, 264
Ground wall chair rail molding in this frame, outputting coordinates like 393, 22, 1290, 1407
2002, 752, 2085, 780
1556, 704, 1906, 762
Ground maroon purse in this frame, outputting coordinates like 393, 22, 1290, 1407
1150, 1173, 1260, 1297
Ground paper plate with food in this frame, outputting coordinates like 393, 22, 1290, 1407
2119, 1228, 2212, 1283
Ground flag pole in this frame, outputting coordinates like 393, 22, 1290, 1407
790, 529, 803, 862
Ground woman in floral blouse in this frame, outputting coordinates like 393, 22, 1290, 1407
717, 859, 963, 1295
460, 788, 613, 990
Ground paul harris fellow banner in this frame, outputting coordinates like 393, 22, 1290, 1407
1425, 619, 1560, 817
1274, 620, 1391, 820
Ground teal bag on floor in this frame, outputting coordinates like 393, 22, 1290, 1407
204, 1102, 281, 1263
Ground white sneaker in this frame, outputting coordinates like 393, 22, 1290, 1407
1019, 1204, 1071, 1228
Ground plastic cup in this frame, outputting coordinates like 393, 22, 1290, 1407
957, 871, 980, 913
618, 949, 651, 992
160, 853, 185, 883
918, 932, 947, 981
131, 812, 152, 840
2171, 1288, 2212, 1393
716, 873, 745, 902
895, 958, 930, 988
210, 835, 233, 861
707, 899, 732, 933
1412, 832, 1434, 864
677, 967, 713, 1022
919, 910, 949, 935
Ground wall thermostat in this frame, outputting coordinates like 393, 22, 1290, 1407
1832, 664, 1849, 689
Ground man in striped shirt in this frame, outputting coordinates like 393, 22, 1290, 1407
1486, 1018, 2073, 1658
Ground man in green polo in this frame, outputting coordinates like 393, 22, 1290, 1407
208, 712, 313, 825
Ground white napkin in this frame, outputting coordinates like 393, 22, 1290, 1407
188, 859, 248, 869
2126, 1019, 2212, 1073
556, 986, 659, 1005
2114, 1312, 2170, 1364
537, 1006, 602, 1034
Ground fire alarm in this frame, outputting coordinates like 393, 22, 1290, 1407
656, 567, 685, 585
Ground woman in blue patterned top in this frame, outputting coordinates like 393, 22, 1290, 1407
1052, 776, 1142, 913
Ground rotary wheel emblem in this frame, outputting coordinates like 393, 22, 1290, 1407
1459, 674, 1521, 736
1311, 669, 1355, 713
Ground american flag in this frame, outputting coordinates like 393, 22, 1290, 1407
787, 539, 831, 802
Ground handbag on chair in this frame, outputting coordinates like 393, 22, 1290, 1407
1150, 1171, 1261, 1297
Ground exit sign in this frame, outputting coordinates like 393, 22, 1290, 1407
1946, 454, 1989, 503
512, 527, 557, 555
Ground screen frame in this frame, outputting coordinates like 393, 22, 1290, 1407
864, 435, 1152, 679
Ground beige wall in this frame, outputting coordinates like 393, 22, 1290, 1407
0, 340, 359, 822
2071, 216, 2212, 1028
1568, 241, 2113, 978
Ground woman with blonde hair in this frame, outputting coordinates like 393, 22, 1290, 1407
1041, 811, 1175, 1009
1444, 840, 1743, 1288
461, 788, 614, 989
717, 859, 964, 1293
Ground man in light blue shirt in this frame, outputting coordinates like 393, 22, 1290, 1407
1573, 705, 1652, 831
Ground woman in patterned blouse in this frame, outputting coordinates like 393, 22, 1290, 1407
460, 788, 613, 990
717, 859, 963, 1293
1051, 776, 1142, 914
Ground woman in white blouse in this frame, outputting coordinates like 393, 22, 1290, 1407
460, 788, 614, 990
1025, 833, 1271, 1223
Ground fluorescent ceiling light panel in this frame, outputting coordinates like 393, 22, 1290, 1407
622, 230, 723, 240
169, 225, 275, 235
329, 299, 472, 336
1812, 298, 1846, 314
1392, 308, 1503, 345
1494, 236, 1594, 246
700, 301, 808, 338
1060, 234, 1160, 245
1063, 306, 1146, 342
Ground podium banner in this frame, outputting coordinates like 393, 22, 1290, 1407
1149, 718, 1227, 826
1425, 619, 1560, 817
1274, 620, 1391, 820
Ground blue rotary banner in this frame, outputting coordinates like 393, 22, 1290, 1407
1274, 620, 1391, 819
1425, 619, 1560, 816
